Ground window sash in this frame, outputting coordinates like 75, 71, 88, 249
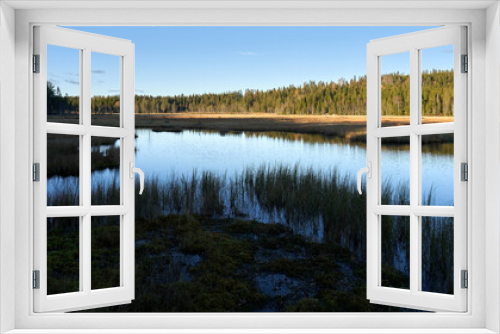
366, 26, 467, 312
32, 25, 136, 313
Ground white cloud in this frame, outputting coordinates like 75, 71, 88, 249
65, 79, 79, 85
64, 71, 79, 77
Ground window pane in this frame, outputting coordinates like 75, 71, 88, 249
47, 45, 80, 124
381, 137, 410, 205
421, 134, 454, 206
47, 134, 80, 206
421, 216, 454, 295
91, 52, 121, 127
91, 216, 120, 290
91, 137, 120, 205
47, 217, 80, 295
421, 45, 454, 124
381, 215, 410, 290
380, 52, 410, 127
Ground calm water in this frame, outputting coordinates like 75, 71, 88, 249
47, 128, 454, 289
47, 128, 454, 210
133, 129, 453, 206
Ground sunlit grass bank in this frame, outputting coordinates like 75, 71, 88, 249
47, 113, 454, 142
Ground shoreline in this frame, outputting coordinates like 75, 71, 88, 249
49, 113, 453, 141
139, 113, 367, 140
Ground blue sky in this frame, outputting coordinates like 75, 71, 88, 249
48, 26, 453, 97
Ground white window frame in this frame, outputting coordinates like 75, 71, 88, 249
1, 1, 499, 333
33, 25, 136, 313
366, 26, 468, 312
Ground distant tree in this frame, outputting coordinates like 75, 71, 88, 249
47, 70, 454, 117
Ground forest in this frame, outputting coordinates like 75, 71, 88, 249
47, 69, 453, 117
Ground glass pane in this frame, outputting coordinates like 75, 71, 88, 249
381, 215, 410, 290
381, 137, 410, 205
47, 134, 80, 206
91, 52, 121, 127
421, 216, 454, 294
47, 45, 80, 124
47, 217, 80, 295
421, 134, 454, 206
91, 137, 120, 206
380, 52, 410, 127
421, 45, 454, 124
91, 216, 120, 290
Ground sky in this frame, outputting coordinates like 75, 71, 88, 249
47, 26, 454, 97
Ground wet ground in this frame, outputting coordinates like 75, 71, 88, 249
82, 214, 411, 313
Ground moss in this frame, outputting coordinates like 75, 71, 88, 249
74, 214, 412, 313
260, 258, 313, 280
315, 273, 341, 290
381, 264, 410, 290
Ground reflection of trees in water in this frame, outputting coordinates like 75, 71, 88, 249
382, 133, 454, 157
175, 130, 453, 156
47, 134, 120, 178
196, 130, 352, 146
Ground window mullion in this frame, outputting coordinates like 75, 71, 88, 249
78, 48, 85, 293
412, 206, 455, 217
82, 47, 91, 210
413, 123, 454, 135
89, 126, 129, 138
372, 125, 411, 138
82, 48, 92, 294
409, 47, 420, 295
46, 123, 89, 135
373, 123, 455, 138
82, 132, 91, 294
82, 214, 91, 293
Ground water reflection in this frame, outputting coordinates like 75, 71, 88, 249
48, 129, 454, 237
132, 129, 453, 205
53, 129, 455, 312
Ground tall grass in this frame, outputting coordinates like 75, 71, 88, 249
48, 164, 453, 293
129, 165, 414, 260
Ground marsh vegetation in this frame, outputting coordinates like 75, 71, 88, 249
46, 83, 454, 311
48, 157, 453, 311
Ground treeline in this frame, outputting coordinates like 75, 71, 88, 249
47, 69, 454, 117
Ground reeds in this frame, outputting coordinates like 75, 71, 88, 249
49, 164, 452, 293
49, 164, 407, 252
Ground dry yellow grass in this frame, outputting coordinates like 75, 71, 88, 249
135, 113, 453, 139
48, 113, 454, 140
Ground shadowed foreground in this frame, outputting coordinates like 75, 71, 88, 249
48, 165, 452, 312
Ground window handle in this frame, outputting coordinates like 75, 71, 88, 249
129, 161, 145, 195
357, 162, 372, 195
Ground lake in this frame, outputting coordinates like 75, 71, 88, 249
47, 128, 455, 302
48, 128, 454, 241
133, 129, 453, 205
